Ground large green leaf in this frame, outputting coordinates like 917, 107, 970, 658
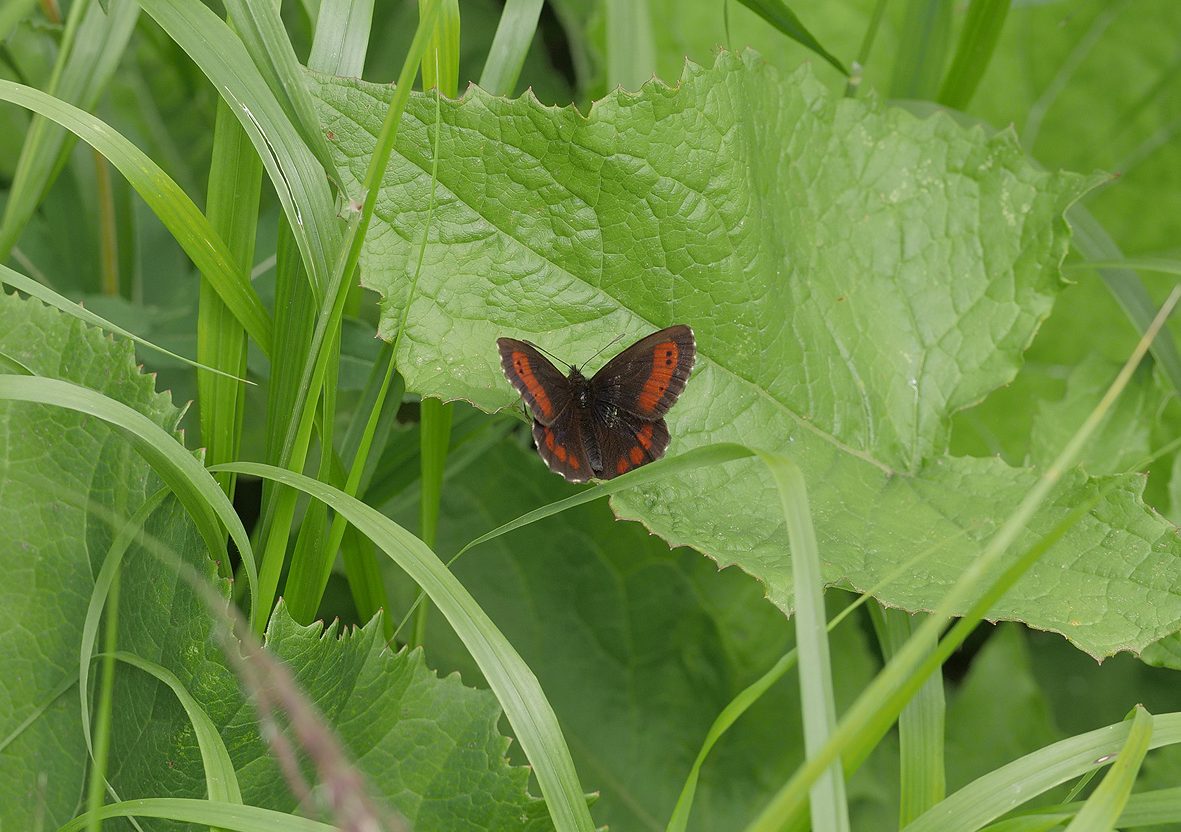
311, 50, 1181, 659
385, 438, 896, 831
0, 291, 552, 830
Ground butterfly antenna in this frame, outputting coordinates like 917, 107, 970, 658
578, 332, 627, 372
530, 342, 576, 372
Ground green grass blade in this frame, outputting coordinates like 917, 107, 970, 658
308, 0, 374, 76
605, 0, 656, 89
1066, 257, 1181, 278
906, 712, 1178, 832
479, 0, 544, 95
1068, 204, 1181, 395
0, 265, 249, 382
0, 81, 272, 352
256, 1, 442, 633
759, 453, 849, 832
79, 489, 169, 780
221, 0, 341, 190
745, 288, 1181, 831
0, 0, 138, 260
137, 0, 340, 295
83, 557, 118, 832
420, 0, 460, 95
873, 607, 945, 824
667, 650, 799, 832
735, 0, 848, 76
200, 89, 265, 496
58, 798, 335, 832
889, 0, 953, 100
0, 376, 260, 632
113, 652, 244, 805
937, 0, 1012, 109
213, 460, 597, 832
1063, 707, 1153, 832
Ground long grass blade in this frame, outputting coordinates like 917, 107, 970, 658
59, 798, 336, 832
214, 460, 597, 832
308, 0, 375, 77
736, 0, 848, 75
479, 0, 544, 95
136, 0, 340, 295
255, 1, 442, 633
1063, 707, 1153, 831
1068, 205, 1181, 395
906, 710, 1173, 832
889, 0, 953, 100
0, 266, 249, 382
221, 0, 341, 189
937, 0, 1012, 109
0, 81, 272, 352
759, 454, 849, 831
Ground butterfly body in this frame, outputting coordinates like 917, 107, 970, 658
498, 325, 696, 482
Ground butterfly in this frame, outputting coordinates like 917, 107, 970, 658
497, 325, 696, 482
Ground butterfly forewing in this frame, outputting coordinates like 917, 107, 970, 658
497, 337, 571, 426
590, 325, 696, 419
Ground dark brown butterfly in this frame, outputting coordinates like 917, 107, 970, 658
497, 325, 696, 482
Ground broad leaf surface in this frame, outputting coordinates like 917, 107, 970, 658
384, 437, 896, 832
311, 51, 1181, 658
0, 291, 550, 830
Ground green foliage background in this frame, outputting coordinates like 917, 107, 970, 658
2, 1, 1181, 831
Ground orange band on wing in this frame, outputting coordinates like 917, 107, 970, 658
637, 341, 679, 413
512, 351, 554, 419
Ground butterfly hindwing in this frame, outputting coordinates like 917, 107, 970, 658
590, 406, 670, 479
497, 337, 571, 426
531, 417, 592, 483
591, 325, 696, 419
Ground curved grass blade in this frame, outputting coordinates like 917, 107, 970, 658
58, 798, 335, 832
0, 265, 250, 383
212, 460, 596, 832
904, 711, 1178, 832
736, 0, 848, 76
111, 652, 244, 805
0, 376, 260, 632
137, 0, 340, 295
1063, 707, 1152, 832
221, 0, 340, 190
0, 80, 272, 354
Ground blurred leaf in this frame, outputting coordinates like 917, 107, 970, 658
970, 0, 1181, 256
